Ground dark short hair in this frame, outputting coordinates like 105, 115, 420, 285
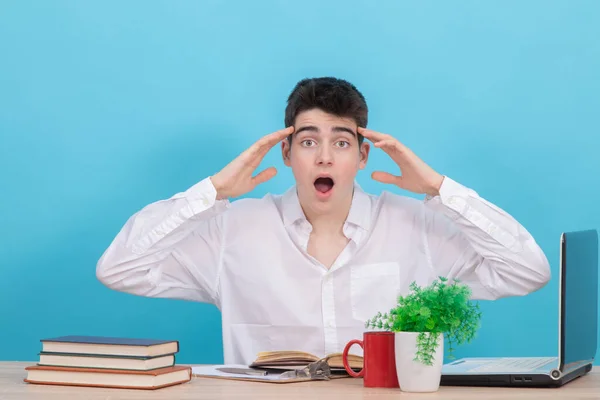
284, 77, 367, 144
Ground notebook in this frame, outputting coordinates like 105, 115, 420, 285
24, 365, 191, 390
37, 352, 175, 371
40, 335, 179, 358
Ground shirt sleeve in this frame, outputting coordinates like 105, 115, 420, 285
422, 176, 551, 300
96, 177, 229, 305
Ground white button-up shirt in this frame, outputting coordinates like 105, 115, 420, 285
96, 175, 551, 365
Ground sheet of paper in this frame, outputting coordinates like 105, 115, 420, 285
192, 364, 302, 382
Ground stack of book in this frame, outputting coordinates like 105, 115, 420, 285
24, 335, 192, 390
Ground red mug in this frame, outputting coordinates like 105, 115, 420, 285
342, 331, 399, 388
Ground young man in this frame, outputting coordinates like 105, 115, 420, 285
96, 77, 551, 365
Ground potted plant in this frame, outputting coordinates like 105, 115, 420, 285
365, 276, 482, 392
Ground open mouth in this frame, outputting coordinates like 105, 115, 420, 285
314, 177, 335, 194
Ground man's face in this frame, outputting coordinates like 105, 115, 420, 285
282, 108, 370, 213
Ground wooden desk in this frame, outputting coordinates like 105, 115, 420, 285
2, 362, 599, 399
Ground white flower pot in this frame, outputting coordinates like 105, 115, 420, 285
394, 331, 444, 392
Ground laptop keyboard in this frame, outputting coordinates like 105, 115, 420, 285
468, 357, 556, 373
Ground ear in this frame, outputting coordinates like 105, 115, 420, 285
359, 142, 370, 169
281, 138, 292, 167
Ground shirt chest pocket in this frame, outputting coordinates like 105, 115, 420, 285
350, 262, 401, 323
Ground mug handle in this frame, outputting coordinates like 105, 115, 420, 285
342, 339, 364, 377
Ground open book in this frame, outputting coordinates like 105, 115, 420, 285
249, 351, 363, 371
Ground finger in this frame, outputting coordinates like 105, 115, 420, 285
245, 126, 294, 165
358, 127, 409, 151
357, 127, 392, 143
372, 171, 404, 187
373, 138, 409, 155
373, 139, 399, 151
250, 126, 294, 157
252, 166, 278, 185
259, 126, 295, 149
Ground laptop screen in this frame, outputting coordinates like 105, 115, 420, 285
561, 229, 598, 370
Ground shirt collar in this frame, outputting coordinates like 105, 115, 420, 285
281, 182, 372, 231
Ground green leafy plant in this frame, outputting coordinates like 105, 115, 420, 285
365, 276, 482, 366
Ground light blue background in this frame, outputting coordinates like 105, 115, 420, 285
1, 1, 598, 365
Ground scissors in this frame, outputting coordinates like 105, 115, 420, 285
217, 360, 331, 380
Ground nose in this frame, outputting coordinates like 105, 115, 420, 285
316, 146, 334, 166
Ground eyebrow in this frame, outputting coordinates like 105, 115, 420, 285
294, 125, 357, 137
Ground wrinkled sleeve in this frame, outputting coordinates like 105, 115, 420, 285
423, 176, 551, 300
96, 177, 229, 305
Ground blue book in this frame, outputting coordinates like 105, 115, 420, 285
40, 336, 179, 358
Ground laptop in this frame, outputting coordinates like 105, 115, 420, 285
441, 229, 598, 387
